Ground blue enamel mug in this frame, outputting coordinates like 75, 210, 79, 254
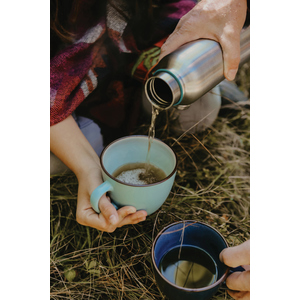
152, 221, 233, 300
90, 135, 177, 215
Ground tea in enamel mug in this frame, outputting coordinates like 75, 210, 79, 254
159, 245, 218, 289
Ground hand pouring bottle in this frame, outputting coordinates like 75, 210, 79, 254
144, 27, 250, 110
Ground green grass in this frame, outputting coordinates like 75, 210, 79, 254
50, 64, 250, 300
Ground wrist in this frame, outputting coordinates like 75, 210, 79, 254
74, 151, 102, 182
76, 162, 104, 203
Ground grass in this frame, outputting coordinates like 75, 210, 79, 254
50, 63, 250, 300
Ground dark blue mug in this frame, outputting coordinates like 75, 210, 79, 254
151, 220, 236, 300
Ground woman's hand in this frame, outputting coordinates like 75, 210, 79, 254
51, 115, 147, 233
159, 0, 247, 81
220, 240, 250, 300
76, 167, 147, 232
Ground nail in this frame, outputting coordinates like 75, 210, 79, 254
227, 69, 237, 81
127, 207, 136, 214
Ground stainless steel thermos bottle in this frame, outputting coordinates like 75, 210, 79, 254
144, 27, 250, 110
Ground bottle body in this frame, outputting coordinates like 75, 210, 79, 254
144, 27, 250, 110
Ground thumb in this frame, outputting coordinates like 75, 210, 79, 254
220, 34, 241, 81
220, 240, 250, 268
98, 194, 119, 226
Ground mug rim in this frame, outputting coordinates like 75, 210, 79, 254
100, 135, 178, 187
151, 220, 230, 292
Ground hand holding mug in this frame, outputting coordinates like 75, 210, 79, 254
220, 240, 250, 300
76, 167, 147, 233
50, 116, 147, 233
89, 136, 177, 216
152, 221, 249, 300
152, 221, 230, 300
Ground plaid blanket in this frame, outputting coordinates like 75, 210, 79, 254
50, 0, 196, 141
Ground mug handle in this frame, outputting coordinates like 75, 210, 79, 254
221, 266, 245, 289
90, 182, 118, 213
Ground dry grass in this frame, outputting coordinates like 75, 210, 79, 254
50, 64, 250, 300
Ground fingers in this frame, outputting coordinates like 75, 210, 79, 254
78, 197, 147, 232
78, 206, 147, 233
99, 197, 147, 228
226, 270, 250, 292
219, 29, 241, 81
160, 20, 241, 81
117, 209, 147, 227
220, 240, 250, 268
159, 30, 190, 61
76, 173, 148, 232
117, 205, 137, 220
159, 12, 199, 61
79, 210, 117, 233
98, 194, 119, 226
228, 290, 250, 300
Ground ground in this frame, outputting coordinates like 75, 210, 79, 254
50, 63, 250, 300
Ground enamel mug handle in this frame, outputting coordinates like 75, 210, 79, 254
90, 181, 118, 213
229, 266, 245, 275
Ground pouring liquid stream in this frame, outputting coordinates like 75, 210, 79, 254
146, 106, 160, 163
123, 106, 162, 185
138, 105, 160, 182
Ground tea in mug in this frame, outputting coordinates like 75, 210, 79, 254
113, 162, 166, 185
159, 245, 218, 289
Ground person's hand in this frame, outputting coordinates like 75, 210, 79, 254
159, 0, 247, 81
51, 115, 147, 232
219, 240, 250, 300
76, 167, 148, 232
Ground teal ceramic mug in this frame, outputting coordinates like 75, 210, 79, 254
90, 135, 177, 215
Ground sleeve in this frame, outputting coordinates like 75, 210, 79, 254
50, 22, 106, 126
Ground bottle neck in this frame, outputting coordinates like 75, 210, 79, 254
144, 70, 182, 110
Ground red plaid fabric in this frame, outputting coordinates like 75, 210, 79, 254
50, 0, 196, 140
